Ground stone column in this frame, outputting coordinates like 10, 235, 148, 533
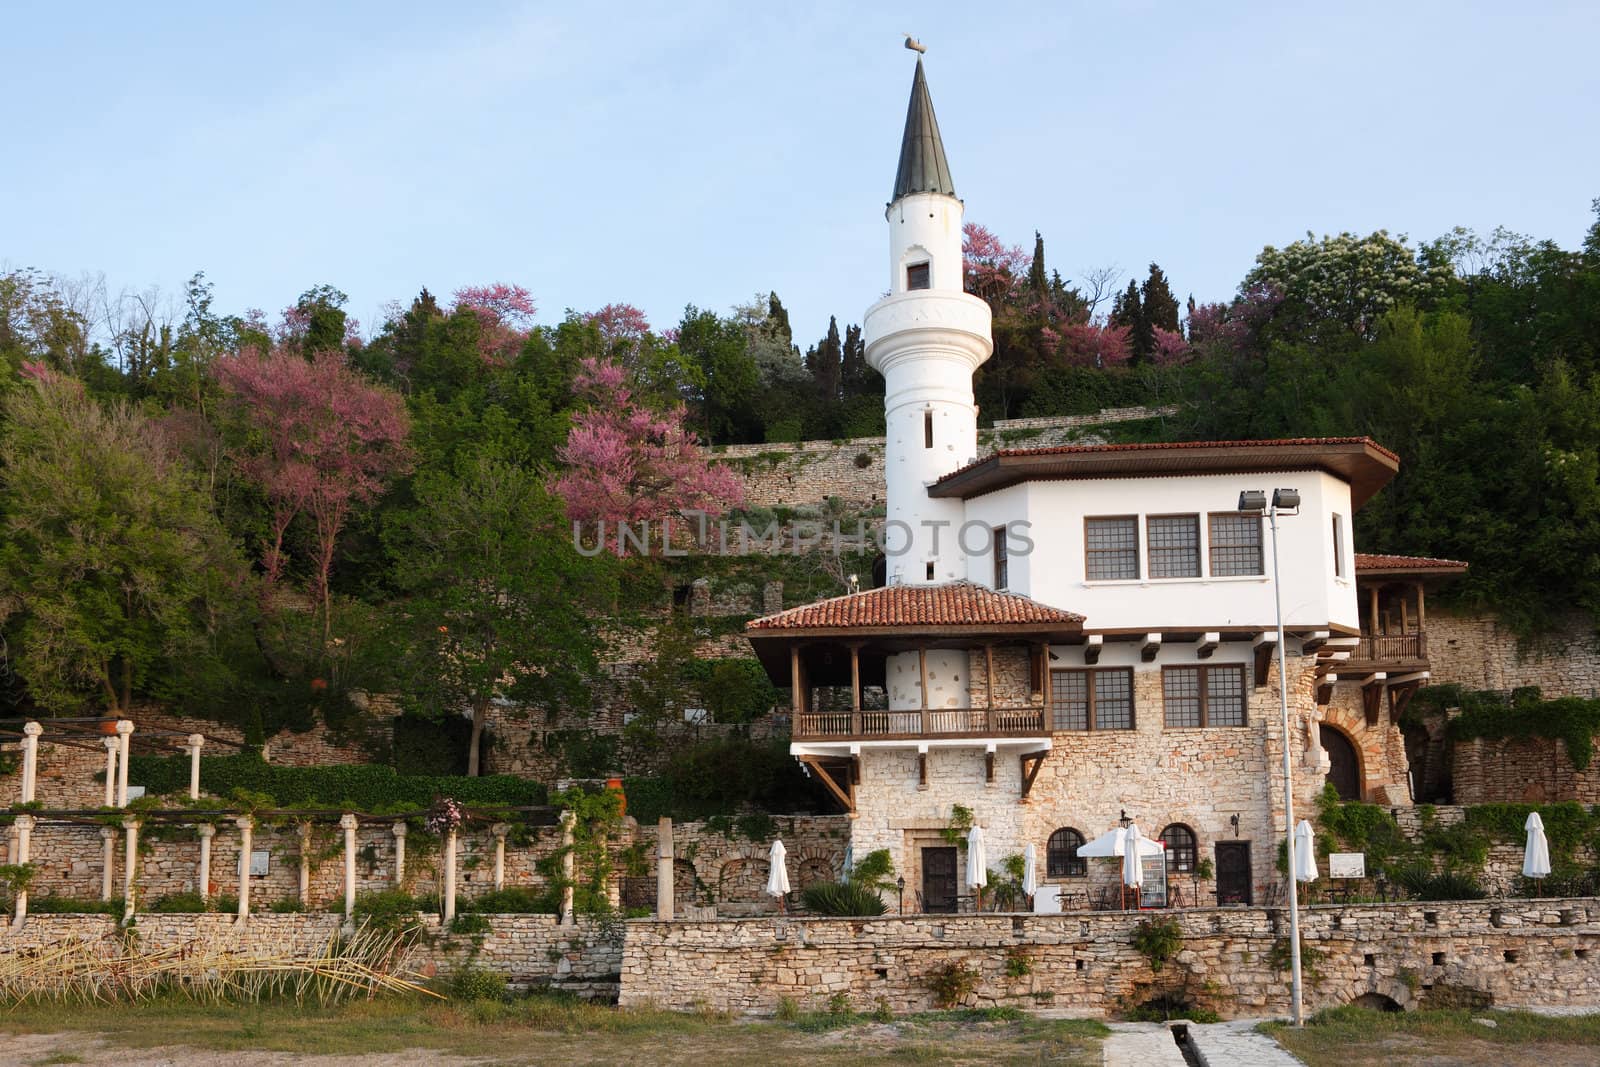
115, 720, 134, 808
341, 814, 359, 920
236, 816, 254, 921
559, 811, 575, 926
4, 821, 14, 866
20, 722, 41, 803
391, 821, 408, 886
196, 824, 215, 901
11, 814, 34, 926
442, 828, 459, 923
186, 735, 205, 800
99, 826, 117, 901
491, 823, 510, 891
656, 817, 674, 920
102, 737, 120, 807
298, 822, 313, 908
122, 818, 140, 923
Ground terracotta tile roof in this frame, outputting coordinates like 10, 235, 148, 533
930, 436, 1401, 510
747, 581, 1084, 632
1354, 552, 1469, 573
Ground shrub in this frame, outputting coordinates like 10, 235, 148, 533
1131, 917, 1183, 972
449, 912, 491, 936
450, 968, 508, 1002
353, 888, 426, 933
147, 892, 209, 913
923, 960, 980, 1009
465, 887, 554, 914
801, 881, 887, 917
270, 898, 306, 913
27, 895, 122, 915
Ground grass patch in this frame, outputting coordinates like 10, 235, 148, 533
1264, 1006, 1600, 1066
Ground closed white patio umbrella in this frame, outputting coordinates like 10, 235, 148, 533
1293, 820, 1318, 883
1121, 823, 1145, 905
967, 825, 987, 910
1022, 843, 1038, 900
767, 839, 791, 912
1523, 812, 1552, 883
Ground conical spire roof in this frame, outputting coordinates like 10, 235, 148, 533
892, 58, 955, 201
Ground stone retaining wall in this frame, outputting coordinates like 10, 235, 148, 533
1452, 736, 1600, 805
0, 913, 620, 999
1426, 610, 1600, 699
617, 899, 1600, 1017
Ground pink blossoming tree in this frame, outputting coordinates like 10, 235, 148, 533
451, 283, 537, 365
551, 358, 743, 552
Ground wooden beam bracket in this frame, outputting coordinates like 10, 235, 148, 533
1019, 752, 1046, 799
799, 756, 856, 814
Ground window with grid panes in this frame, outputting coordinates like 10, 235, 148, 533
1162, 665, 1247, 727
1085, 516, 1139, 580
1147, 515, 1200, 578
1160, 824, 1197, 873
993, 526, 1008, 590
1051, 668, 1134, 731
1047, 827, 1087, 877
1208, 513, 1263, 576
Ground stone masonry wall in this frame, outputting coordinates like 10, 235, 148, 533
716, 408, 1175, 508
1427, 609, 1600, 699
1452, 736, 1600, 805
0, 913, 621, 999
618, 899, 1600, 1017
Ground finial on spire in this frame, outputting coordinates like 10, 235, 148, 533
904, 34, 927, 54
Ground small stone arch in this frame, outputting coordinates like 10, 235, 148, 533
1350, 992, 1403, 1013
716, 857, 771, 903
1340, 974, 1417, 1013
672, 858, 699, 902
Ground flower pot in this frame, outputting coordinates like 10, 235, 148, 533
606, 776, 626, 817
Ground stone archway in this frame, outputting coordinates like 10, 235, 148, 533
1321, 724, 1363, 800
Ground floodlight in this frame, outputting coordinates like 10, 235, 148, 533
1272, 488, 1301, 510
1237, 490, 1267, 512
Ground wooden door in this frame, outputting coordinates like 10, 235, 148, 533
922, 847, 957, 913
1215, 841, 1252, 905
1321, 725, 1361, 801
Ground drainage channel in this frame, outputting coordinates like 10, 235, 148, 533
1170, 1023, 1205, 1067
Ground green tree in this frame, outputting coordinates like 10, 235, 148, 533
677, 306, 759, 443
0, 372, 247, 713
385, 454, 613, 775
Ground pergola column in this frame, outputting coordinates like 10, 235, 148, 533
491, 823, 510, 891
391, 821, 408, 886
341, 813, 359, 920
102, 737, 119, 807
11, 814, 34, 926
20, 722, 41, 803
235, 816, 254, 921
122, 818, 140, 923
115, 720, 134, 807
196, 824, 215, 901
99, 826, 116, 901
442, 828, 459, 922
849, 643, 862, 734
186, 734, 205, 800
559, 810, 576, 926
298, 822, 314, 907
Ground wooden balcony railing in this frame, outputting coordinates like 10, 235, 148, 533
792, 705, 1050, 742
1348, 632, 1427, 664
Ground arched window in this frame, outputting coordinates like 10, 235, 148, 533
1046, 827, 1086, 878
1160, 824, 1197, 873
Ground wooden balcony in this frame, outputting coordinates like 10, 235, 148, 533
792, 705, 1050, 742
1343, 631, 1428, 670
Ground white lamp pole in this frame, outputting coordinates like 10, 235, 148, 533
1242, 488, 1304, 1028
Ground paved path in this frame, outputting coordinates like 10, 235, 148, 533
1101, 1022, 1188, 1066
1187, 1019, 1302, 1065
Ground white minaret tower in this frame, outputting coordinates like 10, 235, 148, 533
863, 55, 994, 711
864, 56, 993, 587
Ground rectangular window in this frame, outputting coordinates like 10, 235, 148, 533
1147, 515, 1200, 578
1332, 513, 1345, 578
1050, 668, 1135, 731
907, 262, 931, 290
993, 526, 1009, 590
1085, 516, 1139, 580
1208, 513, 1263, 576
1163, 665, 1247, 727
923, 410, 934, 449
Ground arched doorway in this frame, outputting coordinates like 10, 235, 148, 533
1321, 725, 1362, 800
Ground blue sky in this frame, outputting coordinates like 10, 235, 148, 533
3, 1, 1597, 348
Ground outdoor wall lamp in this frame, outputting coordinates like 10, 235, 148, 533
896, 875, 905, 915
1236, 488, 1300, 513
1230, 814, 1240, 837
1118, 809, 1132, 828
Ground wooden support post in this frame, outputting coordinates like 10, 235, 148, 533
1400, 595, 1409, 634
1019, 753, 1046, 799
799, 757, 856, 813
790, 647, 802, 719
850, 643, 862, 735
984, 644, 995, 710
918, 645, 929, 711
1253, 635, 1278, 688
917, 750, 928, 789
1362, 680, 1384, 725
1369, 586, 1380, 634
1315, 681, 1333, 707
1415, 582, 1426, 630
985, 748, 996, 783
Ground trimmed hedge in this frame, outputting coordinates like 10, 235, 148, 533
126, 751, 547, 810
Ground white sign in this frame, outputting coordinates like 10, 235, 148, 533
248, 850, 271, 877
125, 785, 146, 800
1329, 852, 1365, 879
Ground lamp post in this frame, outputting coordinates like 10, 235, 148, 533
1238, 486, 1305, 1028
896, 876, 905, 915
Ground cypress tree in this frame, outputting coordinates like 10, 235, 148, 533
806, 316, 843, 399
1028, 232, 1048, 294
840, 322, 870, 396
1141, 263, 1180, 335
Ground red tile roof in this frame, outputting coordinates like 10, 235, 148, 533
976, 436, 1400, 469
1354, 552, 1469, 573
747, 581, 1084, 632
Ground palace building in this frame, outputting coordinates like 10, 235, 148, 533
744, 56, 1464, 912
